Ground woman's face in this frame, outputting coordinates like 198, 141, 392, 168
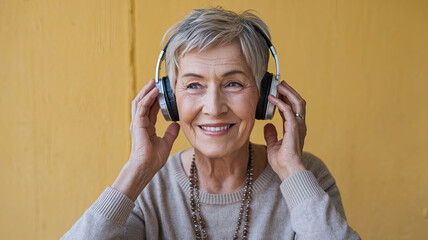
175, 41, 259, 158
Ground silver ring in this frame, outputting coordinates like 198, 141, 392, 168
295, 113, 305, 120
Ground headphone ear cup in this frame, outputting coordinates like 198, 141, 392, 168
256, 72, 273, 120
162, 76, 180, 121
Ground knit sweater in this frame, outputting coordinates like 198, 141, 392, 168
62, 151, 360, 239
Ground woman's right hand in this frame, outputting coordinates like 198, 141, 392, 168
128, 78, 180, 170
112, 79, 180, 201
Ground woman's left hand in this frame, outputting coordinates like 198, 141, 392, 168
264, 81, 307, 181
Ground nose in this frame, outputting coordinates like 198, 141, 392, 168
202, 85, 228, 116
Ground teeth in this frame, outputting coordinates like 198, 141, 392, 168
200, 125, 232, 132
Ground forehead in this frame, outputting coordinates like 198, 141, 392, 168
178, 41, 250, 73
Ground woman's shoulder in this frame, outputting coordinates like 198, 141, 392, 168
157, 150, 186, 180
137, 150, 188, 203
301, 152, 337, 190
137, 150, 186, 194
301, 152, 328, 172
254, 143, 329, 175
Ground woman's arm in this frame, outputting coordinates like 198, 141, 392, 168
112, 79, 180, 201
264, 81, 360, 239
61, 187, 138, 240
280, 153, 361, 239
61, 79, 180, 239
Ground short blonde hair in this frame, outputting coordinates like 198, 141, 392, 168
163, 7, 271, 91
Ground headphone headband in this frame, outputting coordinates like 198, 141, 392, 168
252, 25, 280, 80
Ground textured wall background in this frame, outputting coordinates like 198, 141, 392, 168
1, 0, 427, 239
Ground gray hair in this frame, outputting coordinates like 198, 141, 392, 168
163, 7, 271, 91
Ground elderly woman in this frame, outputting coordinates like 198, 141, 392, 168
62, 7, 360, 240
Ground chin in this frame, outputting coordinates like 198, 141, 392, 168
192, 138, 248, 159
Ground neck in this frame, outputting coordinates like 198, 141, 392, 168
193, 142, 250, 194
181, 143, 267, 194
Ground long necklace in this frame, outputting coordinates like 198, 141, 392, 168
189, 143, 254, 240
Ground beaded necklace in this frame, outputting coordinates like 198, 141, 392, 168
189, 143, 254, 240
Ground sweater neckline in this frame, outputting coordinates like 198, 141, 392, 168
171, 151, 277, 204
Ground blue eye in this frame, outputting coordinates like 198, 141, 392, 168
226, 82, 243, 87
187, 83, 201, 89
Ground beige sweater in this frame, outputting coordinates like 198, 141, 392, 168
62, 151, 360, 239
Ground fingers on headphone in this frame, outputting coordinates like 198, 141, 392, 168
269, 95, 299, 128
136, 86, 159, 118
277, 81, 306, 115
280, 81, 304, 99
148, 99, 160, 125
132, 79, 156, 119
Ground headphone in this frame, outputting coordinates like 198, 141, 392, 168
155, 25, 280, 122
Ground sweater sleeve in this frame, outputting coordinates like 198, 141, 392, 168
61, 187, 144, 240
279, 153, 361, 240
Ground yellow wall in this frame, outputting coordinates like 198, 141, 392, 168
1, 0, 427, 239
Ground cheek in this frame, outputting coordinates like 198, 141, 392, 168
176, 93, 199, 124
232, 89, 259, 114
226, 90, 259, 127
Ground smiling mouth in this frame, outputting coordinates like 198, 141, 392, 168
199, 124, 234, 132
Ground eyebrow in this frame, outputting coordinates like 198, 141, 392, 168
222, 70, 249, 78
180, 73, 204, 79
180, 70, 249, 79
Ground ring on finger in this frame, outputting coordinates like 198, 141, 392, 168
295, 113, 305, 120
